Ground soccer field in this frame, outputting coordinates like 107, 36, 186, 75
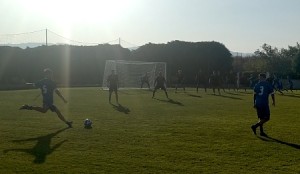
0, 88, 299, 173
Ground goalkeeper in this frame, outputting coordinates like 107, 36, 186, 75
140, 72, 150, 89
152, 72, 169, 99
107, 70, 119, 104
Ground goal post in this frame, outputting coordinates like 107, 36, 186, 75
102, 60, 167, 89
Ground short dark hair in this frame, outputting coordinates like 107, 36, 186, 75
259, 73, 266, 78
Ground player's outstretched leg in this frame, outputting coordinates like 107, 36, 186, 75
54, 107, 73, 128
20, 105, 48, 113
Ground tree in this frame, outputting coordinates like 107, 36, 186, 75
293, 51, 300, 76
254, 44, 293, 75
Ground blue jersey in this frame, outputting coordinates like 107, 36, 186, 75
35, 78, 57, 105
254, 81, 274, 106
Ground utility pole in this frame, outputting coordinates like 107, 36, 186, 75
46, 28, 48, 46
119, 37, 121, 46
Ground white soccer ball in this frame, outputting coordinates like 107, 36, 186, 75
84, 118, 92, 128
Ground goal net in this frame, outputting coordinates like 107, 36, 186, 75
102, 60, 167, 89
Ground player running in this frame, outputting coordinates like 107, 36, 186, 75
107, 70, 119, 104
251, 73, 275, 136
20, 68, 73, 128
152, 72, 169, 99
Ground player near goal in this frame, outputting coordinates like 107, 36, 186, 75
20, 68, 73, 128
152, 72, 169, 99
107, 70, 119, 104
175, 68, 185, 93
140, 72, 150, 89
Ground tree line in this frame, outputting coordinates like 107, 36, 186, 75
0, 41, 232, 88
238, 43, 300, 79
0, 40, 299, 89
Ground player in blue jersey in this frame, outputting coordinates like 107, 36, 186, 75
107, 70, 119, 104
251, 73, 275, 136
152, 72, 169, 99
20, 68, 73, 128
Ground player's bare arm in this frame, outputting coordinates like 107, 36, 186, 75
55, 89, 68, 103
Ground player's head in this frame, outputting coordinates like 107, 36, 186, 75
158, 71, 162, 76
258, 73, 266, 80
44, 68, 53, 79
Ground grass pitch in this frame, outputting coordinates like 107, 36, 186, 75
0, 87, 299, 173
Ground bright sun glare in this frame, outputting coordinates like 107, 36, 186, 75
21, 0, 134, 24
19, 0, 136, 40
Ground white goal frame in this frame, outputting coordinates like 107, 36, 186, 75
102, 60, 167, 89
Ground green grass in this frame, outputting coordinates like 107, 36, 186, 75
0, 87, 299, 173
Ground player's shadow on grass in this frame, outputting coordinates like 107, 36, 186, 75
238, 91, 253, 94
281, 94, 300, 99
111, 103, 130, 114
185, 93, 202, 98
209, 94, 242, 100
3, 127, 69, 164
258, 135, 300, 150
154, 98, 184, 106
224, 91, 244, 96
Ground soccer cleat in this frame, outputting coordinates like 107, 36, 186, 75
66, 121, 73, 128
251, 125, 257, 135
260, 132, 268, 137
19, 104, 31, 110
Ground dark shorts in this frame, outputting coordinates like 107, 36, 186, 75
109, 85, 118, 92
43, 103, 57, 112
154, 85, 166, 91
256, 105, 270, 120
177, 79, 184, 84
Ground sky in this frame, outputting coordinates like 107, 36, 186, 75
0, 0, 300, 53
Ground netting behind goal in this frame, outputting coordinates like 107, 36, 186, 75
102, 60, 166, 89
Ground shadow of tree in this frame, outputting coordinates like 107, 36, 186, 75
3, 127, 69, 164
111, 103, 130, 114
257, 135, 300, 150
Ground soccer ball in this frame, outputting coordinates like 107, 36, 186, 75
84, 118, 92, 128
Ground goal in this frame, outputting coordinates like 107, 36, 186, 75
102, 60, 167, 89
